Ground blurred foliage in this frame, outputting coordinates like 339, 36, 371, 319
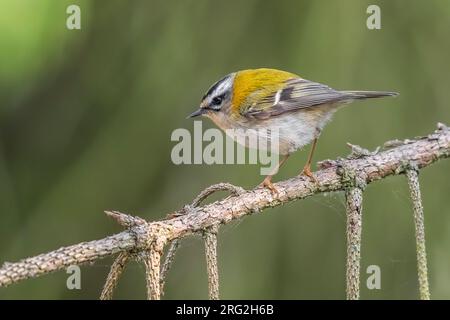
0, 0, 450, 299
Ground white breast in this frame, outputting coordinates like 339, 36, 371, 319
208, 104, 339, 155
241, 107, 337, 155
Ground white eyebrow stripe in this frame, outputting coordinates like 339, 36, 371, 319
211, 76, 233, 98
274, 89, 282, 106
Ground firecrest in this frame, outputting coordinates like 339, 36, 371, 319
188, 68, 398, 192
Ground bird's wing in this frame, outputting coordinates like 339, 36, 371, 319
241, 78, 352, 120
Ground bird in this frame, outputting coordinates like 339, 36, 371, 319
188, 68, 398, 192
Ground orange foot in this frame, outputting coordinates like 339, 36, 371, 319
259, 177, 278, 194
300, 165, 317, 183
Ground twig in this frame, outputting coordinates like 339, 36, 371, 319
406, 169, 431, 300
191, 183, 245, 207
0, 232, 136, 287
192, 183, 243, 300
345, 186, 364, 300
159, 239, 180, 296
160, 183, 243, 298
203, 225, 220, 300
100, 252, 130, 300
143, 247, 162, 300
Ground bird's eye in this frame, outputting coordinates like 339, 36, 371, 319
212, 96, 222, 106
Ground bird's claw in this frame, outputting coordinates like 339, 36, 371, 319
300, 165, 318, 183
259, 178, 279, 194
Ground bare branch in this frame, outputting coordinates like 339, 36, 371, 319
406, 169, 431, 300
143, 247, 162, 300
159, 239, 180, 296
0, 232, 136, 287
100, 252, 130, 300
191, 183, 245, 207
160, 183, 242, 298
0, 124, 449, 295
345, 186, 364, 300
203, 225, 220, 300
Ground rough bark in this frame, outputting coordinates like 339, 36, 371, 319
0, 124, 448, 290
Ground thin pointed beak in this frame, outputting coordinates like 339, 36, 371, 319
187, 108, 206, 119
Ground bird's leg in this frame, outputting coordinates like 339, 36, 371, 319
300, 138, 318, 182
260, 154, 289, 193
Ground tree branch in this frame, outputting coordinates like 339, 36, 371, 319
100, 252, 130, 300
0, 124, 449, 296
345, 186, 364, 300
406, 168, 431, 300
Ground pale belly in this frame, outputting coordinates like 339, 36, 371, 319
208, 106, 338, 155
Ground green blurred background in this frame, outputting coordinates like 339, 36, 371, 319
0, 0, 449, 299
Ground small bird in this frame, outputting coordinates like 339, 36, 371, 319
188, 68, 398, 192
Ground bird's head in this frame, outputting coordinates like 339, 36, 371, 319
188, 68, 298, 127
188, 73, 235, 120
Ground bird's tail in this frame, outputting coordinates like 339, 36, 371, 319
342, 90, 399, 100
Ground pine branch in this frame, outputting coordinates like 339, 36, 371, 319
0, 123, 448, 299
406, 168, 431, 299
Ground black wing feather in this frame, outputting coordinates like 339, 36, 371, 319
243, 79, 352, 119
